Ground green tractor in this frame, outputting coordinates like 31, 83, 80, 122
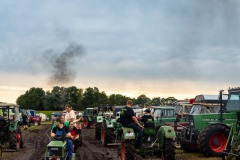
0, 103, 24, 152
82, 108, 98, 128
100, 105, 139, 147
44, 139, 76, 160
116, 109, 176, 160
179, 89, 238, 157
95, 104, 113, 140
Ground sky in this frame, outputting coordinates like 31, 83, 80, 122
0, 0, 240, 103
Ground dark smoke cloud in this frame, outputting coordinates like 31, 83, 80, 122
43, 43, 85, 85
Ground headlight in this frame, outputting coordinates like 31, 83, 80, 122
190, 122, 194, 126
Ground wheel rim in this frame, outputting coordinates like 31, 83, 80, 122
121, 139, 125, 160
209, 132, 227, 152
83, 118, 88, 127
101, 128, 105, 144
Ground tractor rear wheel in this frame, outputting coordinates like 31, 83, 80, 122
9, 126, 21, 150
95, 123, 101, 140
118, 138, 134, 160
162, 138, 175, 160
198, 124, 229, 157
83, 117, 90, 128
101, 122, 113, 146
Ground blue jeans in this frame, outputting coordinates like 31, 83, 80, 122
126, 123, 143, 148
66, 138, 73, 158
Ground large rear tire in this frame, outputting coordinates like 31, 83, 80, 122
83, 117, 90, 128
162, 138, 175, 160
9, 126, 21, 151
198, 124, 229, 157
118, 138, 134, 160
101, 122, 113, 146
95, 123, 101, 140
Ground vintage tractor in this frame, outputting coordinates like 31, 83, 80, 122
179, 89, 238, 157
44, 137, 76, 160
82, 108, 98, 128
115, 112, 176, 160
95, 104, 113, 140
26, 109, 42, 126
0, 103, 24, 152
100, 105, 140, 146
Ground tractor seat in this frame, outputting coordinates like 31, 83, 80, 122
0, 116, 7, 130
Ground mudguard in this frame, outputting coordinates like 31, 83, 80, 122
105, 118, 115, 128
122, 127, 135, 140
96, 116, 103, 123
157, 126, 176, 147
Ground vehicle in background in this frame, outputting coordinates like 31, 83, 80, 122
51, 112, 61, 125
26, 109, 42, 126
37, 113, 48, 121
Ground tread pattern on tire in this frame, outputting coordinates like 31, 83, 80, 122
95, 123, 101, 140
198, 124, 229, 157
163, 138, 176, 160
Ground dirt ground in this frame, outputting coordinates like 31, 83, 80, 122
1, 124, 221, 160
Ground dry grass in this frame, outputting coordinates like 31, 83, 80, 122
176, 150, 222, 160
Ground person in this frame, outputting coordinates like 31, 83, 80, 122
52, 115, 70, 130
68, 121, 81, 152
51, 117, 73, 160
118, 100, 144, 149
22, 113, 28, 130
141, 109, 155, 128
65, 104, 76, 122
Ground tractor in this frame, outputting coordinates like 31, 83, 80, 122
179, 89, 237, 157
95, 104, 113, 140
26, 109, 42, 126
82, 108, 98, 128
115, 107, 176, 160
0, 103, 24, 153
44, 136, 76, 160
100, 105, 140, 147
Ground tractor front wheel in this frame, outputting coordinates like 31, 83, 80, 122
83, 117, 90, 128
162, 138, 175, 160
95, 123, 101, 140
198, 124, 229, 157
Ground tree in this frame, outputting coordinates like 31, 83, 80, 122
151, 97, 161, 106
136, 94, 151, 108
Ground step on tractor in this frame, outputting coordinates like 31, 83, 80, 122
100, 105, 140, 147
95, 104, 113, 140
115, 108, 176, 160
0, 103, 24, 153
179, 89, 238, 157
44, 136, 76, 160
82, 108, 98, 128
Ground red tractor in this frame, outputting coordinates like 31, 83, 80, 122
26, 110, 41, 126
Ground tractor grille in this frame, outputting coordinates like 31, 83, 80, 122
48, 147, 62, 157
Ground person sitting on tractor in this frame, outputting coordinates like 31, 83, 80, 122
118, 100, 144, 149
51, 117, 73, 160
141, 109, 155, 128
68, 121, 81, 152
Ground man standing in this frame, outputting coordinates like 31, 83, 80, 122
119, 100, 144, 149
65, 104, 76, 122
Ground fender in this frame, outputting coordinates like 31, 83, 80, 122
122, 127, 135, 140
96, 116, 103, 123
157, 126, 176, 148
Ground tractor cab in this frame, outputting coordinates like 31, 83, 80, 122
0, 103, 23, 152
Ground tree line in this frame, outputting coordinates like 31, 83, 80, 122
16, 86, 178, 111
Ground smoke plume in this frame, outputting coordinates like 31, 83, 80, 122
44, 43, 85, 85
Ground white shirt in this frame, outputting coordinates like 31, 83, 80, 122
65, 110, 76, 122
